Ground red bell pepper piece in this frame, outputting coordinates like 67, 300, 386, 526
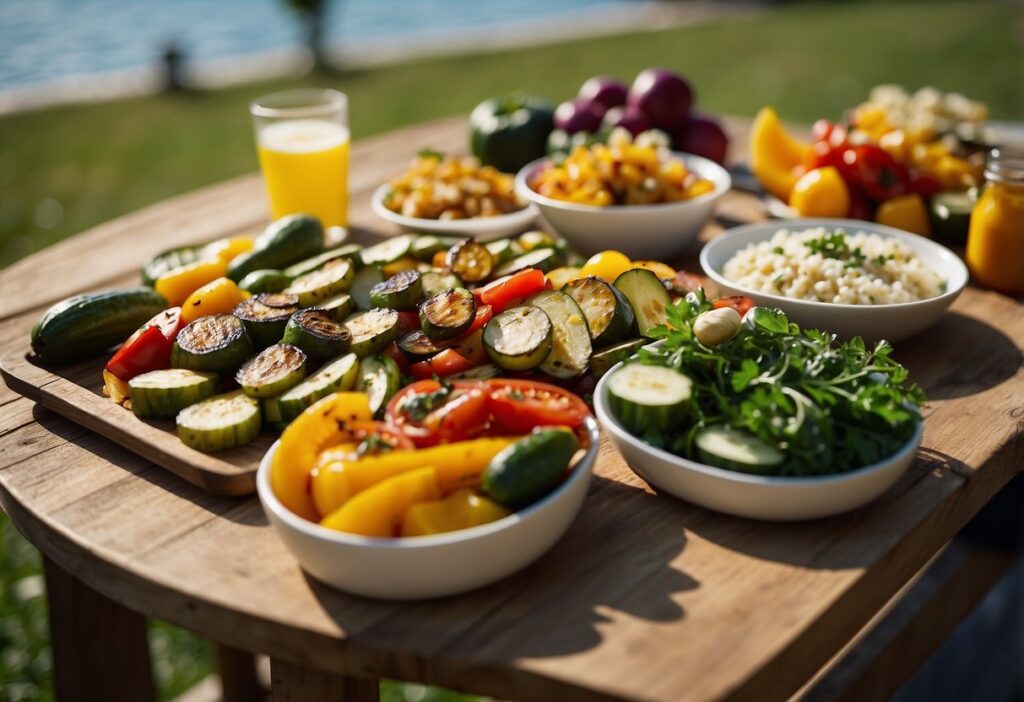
462, 305, 493, 337
410, 349, 477, 380
477, 268, 546, 313
397, 311, 421, 333
104, 307, 183, 381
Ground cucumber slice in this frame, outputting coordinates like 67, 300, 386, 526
269, 353, 359, 422
485, 238, 523, 265
450, 363, 501, 381
411, 235, 464, 261
281, 308, 352, 360
176, 390, 261, 452
695, 425, 785, 474
606, 363, 692, 434
590, 338, 646, 379
350, 266, 385, 311
614, 268, 671, 338
397, 329, 456, 360
419, 288, 476, 340
285, 258, 354, 307
172, 314, 254, 373
233, 295, 298, 348
492, 248, 562, 277
128, 369, 217, 419
315, 292, 354, 320
420, 270, 465, 298
929, 190, 975, 245
356, 354, 401, 418
563, 276, 636, 346
343, 308, 400, 357
526, 289, 592, 379
282, 244, 363, 279
445, 239, 494, 283
369, 269, 423, 310
362, 235, 414, 266
235, 344, 308, 399
238, 269, 291, 294
483, 306, 553, 371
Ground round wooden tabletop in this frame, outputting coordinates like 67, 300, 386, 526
0, 116, 1022, 702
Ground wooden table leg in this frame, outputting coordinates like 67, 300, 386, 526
270, 658, 378, 702
216, 643, 264, 701
43, 556, 156, 702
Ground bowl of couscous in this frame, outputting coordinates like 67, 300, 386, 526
700, 219, 968, 341
514, 133, 730, 258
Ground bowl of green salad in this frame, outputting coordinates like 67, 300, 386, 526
593, 291, 924, 521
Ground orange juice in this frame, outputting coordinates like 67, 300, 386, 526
257, 119, 350, 227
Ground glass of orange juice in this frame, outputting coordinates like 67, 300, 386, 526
251, 89, 350, 228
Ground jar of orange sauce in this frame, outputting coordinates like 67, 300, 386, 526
965, 148, 1024, 294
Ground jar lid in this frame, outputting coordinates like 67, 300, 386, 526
986, 147, 1024, 184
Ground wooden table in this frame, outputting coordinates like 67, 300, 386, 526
0, 115, 1022, 702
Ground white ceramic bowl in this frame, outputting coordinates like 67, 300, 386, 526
594, 372, 923, 521
515, 152, 731, 259
700, 218, 969, 342
371, 184, 538, 241
257, 417, 600, 600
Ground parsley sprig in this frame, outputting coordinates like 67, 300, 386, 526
639, 291, 924, 476
803, 229, 895, 270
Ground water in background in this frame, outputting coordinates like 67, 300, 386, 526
0, 0, 634, 92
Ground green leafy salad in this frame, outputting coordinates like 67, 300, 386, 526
604, 291, 924, 476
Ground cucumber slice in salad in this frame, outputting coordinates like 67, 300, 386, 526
350, 266, 385, 311
369, 269, 423, 310
281, 308, 352, 360
563, 276, 636, 347
606, 363, 692, 434
614, 268, 671, 338
445, 240, 493, 283
419, 288, 476, 340
356, 354, 401, 418
343, 308, 400, 357
526, 289, 592, 379
589, 338, 645, 379
235, 344, 308, 399
171, 314, 254, 373
420, 270, 464, 299
176, 391, 261, 452
483, 305, 553, 371
362, 235, 414, 266
694, 426, 784, 474
128, 369, 217, 419
267, 352, 360, 423
285, 258, 354, 307
233, 294, 298, 348
493, 248, 562, 277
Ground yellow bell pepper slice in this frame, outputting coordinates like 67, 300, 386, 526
876, 194, 932, 237
154, 258, 228, 307
546, 266, 582, 289
205, 235, 254, 264
271, 392, 373, 521
320, 467, 442, 537
789, 167, 850, 218
401, 489, 511, 537
180, 277, 247, 324
382, 257, 419, 278
749, 107, 811, 202
311, 436, 516, 518
630, 260, 677, 280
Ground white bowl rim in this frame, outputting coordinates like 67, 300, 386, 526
256, 415, 600, 549
514, 151, 731, 213
699, 217, 969, 312
594, 364, 923, 487
370, 183, 537, 232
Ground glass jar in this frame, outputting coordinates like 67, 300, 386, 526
965, 148, 1024, 294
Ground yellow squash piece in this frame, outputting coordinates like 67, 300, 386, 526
205, 235, 254, 264
180, 277, 247, 324
271, 392, 373, 521
749, 107, 811, 202
401, 489, 511, 537
789, 167, 850, 218
320, 467, 442, 537
546, 266, 582, 289
630, 260, 677, 280
311, 436, 517, 517
154, 258, 229, 307
876, 194, 932, 237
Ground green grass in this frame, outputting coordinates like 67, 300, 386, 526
0, 1, 1021, 698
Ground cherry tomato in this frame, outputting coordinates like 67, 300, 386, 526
397, 311, 420, 333
477, 268, 546, 312
385, 380, 490, 447
846, 186, 876, 222
104, 307, 183, 381
847, 145, 909, 202
578, 250, 632, 283
485, 379, 591, 434
713, 295, 755, 316
909, 169, 942, 199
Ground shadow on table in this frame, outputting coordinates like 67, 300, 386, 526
896, 312, 1022, 401
305, 475, 697, 659
680, 446, 968, 570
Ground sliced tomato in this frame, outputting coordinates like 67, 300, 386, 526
462, 305, 493, 337
104, 307, 183, 381
485, 379, 590, 434
385, 379, 490, 447
477, 268, 546, 312
410, 348, 478, 380
397, 310, 421, 333
347, 421, 415, 452
713, 295, 756, 316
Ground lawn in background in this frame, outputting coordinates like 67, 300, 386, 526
0, 1, 1021, 699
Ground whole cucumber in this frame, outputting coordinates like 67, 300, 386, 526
482, 428, 578, 508
31, 288, 167, 363
227, 214, 324, 282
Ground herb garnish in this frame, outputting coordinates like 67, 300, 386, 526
639, 290, 924, 475
357, 434, 395, 457
399, 380, 452, 422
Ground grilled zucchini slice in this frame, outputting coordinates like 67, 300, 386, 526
285, 258, 354, 307
419, 288, 476, 340
238, 269, 291, 294
356, 354, 402, 418
420, 270, 464, 298
171, 314, 254, 373
233, 294, 298, 348
397, 329, 456, 360
267, 352, 360, 422
176, 390, 261, 452
589, 338, 645, 379
282, 243, 363, 279
614, 268, 671, 337
128, 369, 217, 419
369, 269, 423, 310
492, 248, 562, 277
563, 276, 636, 346
485, 238, 523, 265
350, 266, 385, 311
445, 239, 493, 283
483, 306, 553, 371
235, 344, 308, 399
315, 292, 354, 320
411, 235, 464, 261
281, 309, 352, 360
526, 290, 592, 379
343, 309, 400, 357
362, 235, 414, 266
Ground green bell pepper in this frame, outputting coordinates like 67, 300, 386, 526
469, 93, 554, 173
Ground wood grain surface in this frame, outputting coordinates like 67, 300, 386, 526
0, 116, 1022, 702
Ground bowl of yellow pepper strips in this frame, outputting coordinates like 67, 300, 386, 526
257, 391, 599, 600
